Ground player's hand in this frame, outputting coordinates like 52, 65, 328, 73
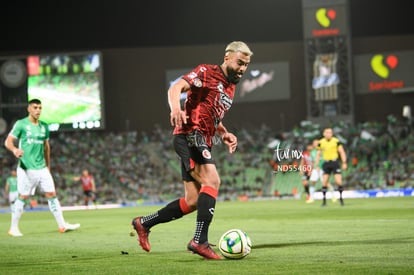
170, 109, 187, 128
13, 148, 23, 158
222, 133, 237, 154
342, 162, 347, 171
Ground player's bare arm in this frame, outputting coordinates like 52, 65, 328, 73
338, 145, 347, 170
315, 149, 321, 169
44, 139, 51, 170
92, 179, 97, 192
5, 182, 9, 195
168, 79, 190, 128
217, 122, 237, 154
4, 135, 23, 158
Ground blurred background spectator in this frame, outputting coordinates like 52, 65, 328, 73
1, 117, 413, 206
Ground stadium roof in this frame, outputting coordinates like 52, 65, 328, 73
1, 0, 413, 53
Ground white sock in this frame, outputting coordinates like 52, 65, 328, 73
11, 199, 25, 230
48, 197, 66, 228
10, 202, 15, 215
309, 186, 315, 199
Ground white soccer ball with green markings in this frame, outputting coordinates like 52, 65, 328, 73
218, 229, 252, 259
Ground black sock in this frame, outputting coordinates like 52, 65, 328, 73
338, 186, 344, 199
304, 185, 310, 195
194, 192, 216, 244
322, 186, 328, 201
141, 199, 184, 229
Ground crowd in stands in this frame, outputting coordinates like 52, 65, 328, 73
1, 116, 413, 206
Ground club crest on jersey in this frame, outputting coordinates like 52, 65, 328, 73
193, 78, 202, 88
202, 149, 212, 159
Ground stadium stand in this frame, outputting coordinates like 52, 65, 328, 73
0, 118, 413, 206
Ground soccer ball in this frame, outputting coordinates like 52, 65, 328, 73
218, 229, 252, 259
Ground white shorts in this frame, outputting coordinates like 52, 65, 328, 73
17, 167, 55, 196
9, 191, 18, 203
310, 169, 323, 182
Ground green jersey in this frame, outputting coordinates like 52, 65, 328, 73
310, 148, 324, 168
9, 117, 50, 170
6, 176, 18, 192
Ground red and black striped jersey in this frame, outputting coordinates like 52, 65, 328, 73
173, 64, 235, 146
81, 175, 94, 191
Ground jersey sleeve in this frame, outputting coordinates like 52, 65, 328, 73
334, 137, 342, 148
181, 64, 206, 88
316, 139, 322, 150
9, 120, 23, 139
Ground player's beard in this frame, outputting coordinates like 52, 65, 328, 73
227, 67, 241, 84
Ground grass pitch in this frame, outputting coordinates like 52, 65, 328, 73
0, 197, 413, 275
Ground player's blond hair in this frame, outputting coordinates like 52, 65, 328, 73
225, 41, 253, 57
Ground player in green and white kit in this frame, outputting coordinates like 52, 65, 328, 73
4, 99, 80, 237
308, 138, 324, 202
5, 170, 18, 209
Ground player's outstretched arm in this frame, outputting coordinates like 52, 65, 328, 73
338, 145, 347, 170
168, 79, 190, 128
5, 135, 23, 158
217, 122, 237, 154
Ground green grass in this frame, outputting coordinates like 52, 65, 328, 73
1, 197, 413, 274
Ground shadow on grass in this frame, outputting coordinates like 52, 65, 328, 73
253, 236, 413, 249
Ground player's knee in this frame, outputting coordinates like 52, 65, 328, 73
45, 192, 57, 198
203, 176, 221, 189
18, 197, 29, 205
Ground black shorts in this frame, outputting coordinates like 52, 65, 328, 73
322, 160, 341, 175
173, 133, 215, 181
84, 190, 95, 197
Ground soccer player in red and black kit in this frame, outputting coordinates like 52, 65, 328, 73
131, 41, 253, 260
300, 143, 314, 203
74, 169, 96, 206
